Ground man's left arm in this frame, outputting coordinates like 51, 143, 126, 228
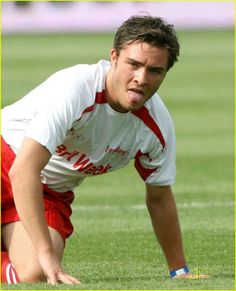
146, 184, 209, 279
145, 184, 187, 272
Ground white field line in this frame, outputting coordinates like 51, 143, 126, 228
72, 201, 234, 211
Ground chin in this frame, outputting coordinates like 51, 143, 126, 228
127, 104, 142, 112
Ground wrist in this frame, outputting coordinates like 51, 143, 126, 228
170, 266, 190, 278
36, 242, 54, 256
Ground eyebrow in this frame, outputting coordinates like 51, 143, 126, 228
127, 58, 166, 71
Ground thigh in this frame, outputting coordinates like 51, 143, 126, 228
2, 221, 65, 282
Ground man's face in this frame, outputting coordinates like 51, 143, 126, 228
106, 41, 169, 113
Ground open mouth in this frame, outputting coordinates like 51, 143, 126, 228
127, 89, 144, 105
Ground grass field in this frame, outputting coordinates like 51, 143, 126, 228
1, 29, 235, 290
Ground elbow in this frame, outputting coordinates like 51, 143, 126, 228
8, 163, 18, 184
8, 163, 27, 189
9, 162, 27, 185
9, 161, 42, 187
146, 194, 159, 213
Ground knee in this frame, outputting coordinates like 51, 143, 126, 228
18, 265, 46, 283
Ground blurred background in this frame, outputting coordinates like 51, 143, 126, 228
1, 1, 234, 105
2, 1, 234, 34
1, 2, 235, 289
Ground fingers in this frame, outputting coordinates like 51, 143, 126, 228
47, 271, 81, 285
38, 251, 80, 285
66, 274, 81, 284
47, 273, 58, 285
57, 272, 81, 284
175, 273, 209, 279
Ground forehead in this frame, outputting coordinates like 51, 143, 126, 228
120, 41, 169, 68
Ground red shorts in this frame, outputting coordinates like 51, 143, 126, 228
1, 137, 75, 241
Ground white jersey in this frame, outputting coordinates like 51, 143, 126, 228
2, 60, 176, 192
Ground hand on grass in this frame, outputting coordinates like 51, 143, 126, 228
38, 251, 81, 285
47, 269, 81, 285
175, 273, 209, 279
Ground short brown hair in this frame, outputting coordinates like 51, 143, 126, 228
113, 15, 180, 71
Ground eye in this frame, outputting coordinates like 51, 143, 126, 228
130, 63, 138, 68
127, 60, 139, 69
149, 68, 164, 75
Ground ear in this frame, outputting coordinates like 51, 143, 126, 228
110, 49, 119, 65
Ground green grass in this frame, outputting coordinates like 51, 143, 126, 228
1, 29, 235, 290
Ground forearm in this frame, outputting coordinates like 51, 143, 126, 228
10, 168, 54, 255
146, 186, 186, 271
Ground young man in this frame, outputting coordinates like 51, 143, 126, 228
1, 15, 205, 284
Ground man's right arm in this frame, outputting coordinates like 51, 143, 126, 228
9, 137, 80, 284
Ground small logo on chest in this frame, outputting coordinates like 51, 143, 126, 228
105, 145, 127, 157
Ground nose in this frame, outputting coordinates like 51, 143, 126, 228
133, 68, 148, 86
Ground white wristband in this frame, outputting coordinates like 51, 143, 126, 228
170, 266, 190, 278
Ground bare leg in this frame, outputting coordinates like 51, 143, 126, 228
2, 221, 64, 283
